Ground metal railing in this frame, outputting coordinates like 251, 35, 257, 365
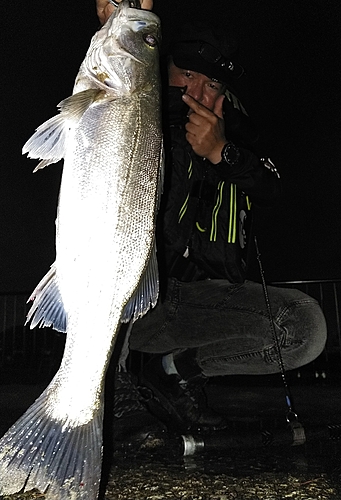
0, 293, 65, 381
1, 279, 340, 381
271, 279, 341, 358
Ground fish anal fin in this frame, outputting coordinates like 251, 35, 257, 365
121, 241, 159, 323
26, 264, 67, 333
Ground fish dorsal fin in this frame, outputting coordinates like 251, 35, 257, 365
153, 139, 165, 212
121, 145, 164, 323
26, 264, 67, 333
22, 89, 104, 171
121, 240, 159, 323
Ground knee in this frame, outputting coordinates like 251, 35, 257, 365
300, 302, 327, 365
280, 296, 327, 369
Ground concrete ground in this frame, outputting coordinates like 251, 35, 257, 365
1, 360, 341, 499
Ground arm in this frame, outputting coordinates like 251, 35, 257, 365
214, 151, 281, 206
182, 94, 281, 206
97, 0, 153, 25
182, 93, 227, 165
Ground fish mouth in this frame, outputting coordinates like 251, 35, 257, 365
85, 0, 160, 91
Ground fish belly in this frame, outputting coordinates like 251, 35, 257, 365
48, 94, 161, 424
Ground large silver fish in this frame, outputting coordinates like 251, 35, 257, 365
0, 1, 162, 499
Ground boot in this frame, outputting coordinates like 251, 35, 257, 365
112, 370, 166, 449
139, 352, 227, 433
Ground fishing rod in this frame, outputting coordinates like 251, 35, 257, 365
254, 236, 306, 446
164, 422, 341, 456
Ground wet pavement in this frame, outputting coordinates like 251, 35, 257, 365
1, 364, 341, 499
103, 375, 341, 499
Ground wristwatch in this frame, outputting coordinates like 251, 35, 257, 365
221, 141, 240, 166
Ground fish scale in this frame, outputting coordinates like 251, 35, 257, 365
0, 2, 162, 499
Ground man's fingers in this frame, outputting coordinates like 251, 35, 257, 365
97, 0, 153, 25
182, 94, 213, 118
97, 1, 114, 24
141, 0, 153, 9
214, 94, 225, 119
183, 93, 226, 121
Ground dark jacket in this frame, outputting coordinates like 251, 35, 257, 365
157, 87, 281, 283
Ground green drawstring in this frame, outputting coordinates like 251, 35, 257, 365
210, 181, 225, 242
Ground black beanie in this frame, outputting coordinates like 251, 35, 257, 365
169, 23, 243, 85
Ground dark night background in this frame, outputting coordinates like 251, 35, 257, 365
0, 0, 340, 294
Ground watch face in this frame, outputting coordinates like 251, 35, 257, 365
223, 142, 240, 165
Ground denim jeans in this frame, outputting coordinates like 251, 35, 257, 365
129, 278, 327, 377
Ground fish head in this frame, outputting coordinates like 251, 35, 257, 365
84, 0, 161, 95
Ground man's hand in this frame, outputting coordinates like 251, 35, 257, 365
182, 94, 227, 165
97, 0, 153, 25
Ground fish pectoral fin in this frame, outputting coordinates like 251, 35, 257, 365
22, 113, 69, 171
58, 88, 106, 115
121, 240, 159, 323
26, 263, 67, 333
22, 89, 104, 172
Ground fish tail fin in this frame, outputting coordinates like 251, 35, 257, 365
0, 387, 103, 500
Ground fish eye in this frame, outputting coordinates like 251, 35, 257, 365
143, 33, 158, 48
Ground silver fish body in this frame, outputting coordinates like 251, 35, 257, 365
0, 2, 162, 499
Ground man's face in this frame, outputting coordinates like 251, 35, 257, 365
168, 61, 225, 111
